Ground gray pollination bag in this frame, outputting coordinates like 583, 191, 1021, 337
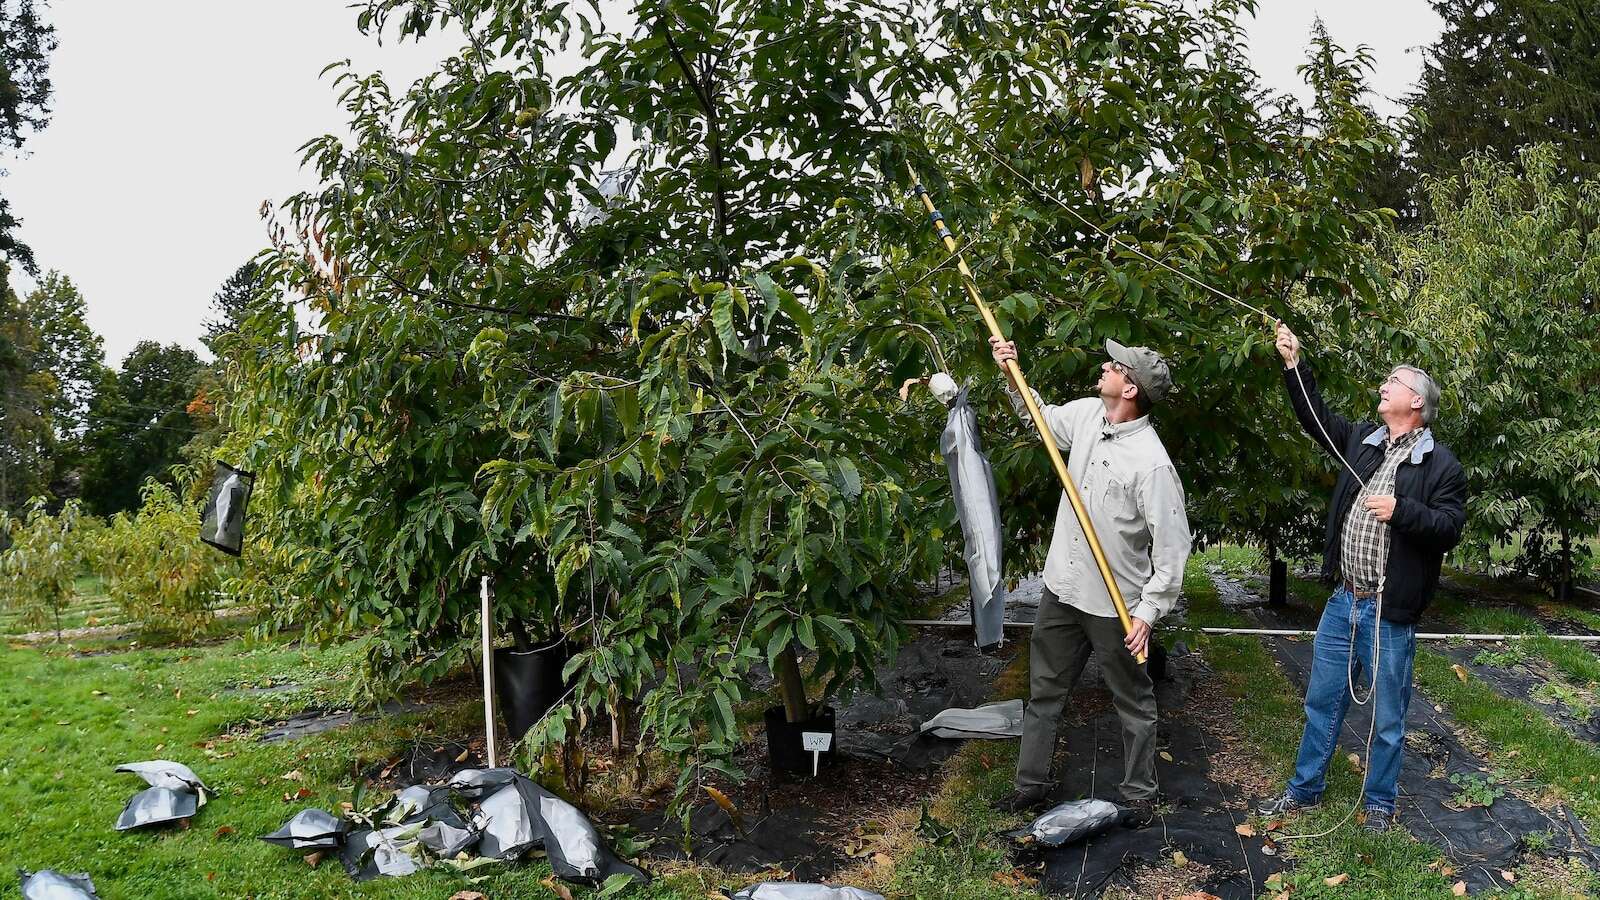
516, 777, 648, 885
727, 885, 886, 900
1018, 799, 1124, 847
936, 379, 1006, 649
113, 761, 209, 831
918, 699, 1025, 739
18, 870, 99, 900
261, 808, 346, 850
199, 461, 255, 556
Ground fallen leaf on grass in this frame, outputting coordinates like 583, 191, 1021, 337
991, 868, 1037, 889
214, 826, 234, 838
448, 893, 488, 900
1175, 893, 1220, 900
1172, 850, 1189, 868
1348, 752, 1363, 771
1452, 664, 1469, 682
1160, 751, 1175, 762
1452, 881, 1467, 896
1271, 893, 1291, 900
541, 875, 576, 900
303, 851, 326, 868
1501, 870, 1516, 882
1265, 872, 1283, 888
1235, 823, 1256, 837
1324, 873, 1349, 886
871, 852, 894, 868
455, 747, 471, 763
281, 769, 305, 782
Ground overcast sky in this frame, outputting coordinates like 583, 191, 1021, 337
3, 2, 1441, 367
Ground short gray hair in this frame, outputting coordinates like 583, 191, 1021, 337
1391, 365, 1440, 425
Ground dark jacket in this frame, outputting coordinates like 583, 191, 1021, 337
1283, 362, 1467, 624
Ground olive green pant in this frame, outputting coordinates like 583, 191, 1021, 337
1015, 589, 1158, 800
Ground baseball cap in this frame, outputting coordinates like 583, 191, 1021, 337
1105, 339, 1173, 403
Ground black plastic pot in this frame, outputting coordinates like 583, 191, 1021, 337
494, 638, 570, 742
763, 705, 836, 780
1147, 641, 1169, 682
1269, 558, 1288, 606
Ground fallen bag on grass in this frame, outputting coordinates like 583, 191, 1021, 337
113, 760, 209, 831
918, 699, 1024, 739
418, 821, 479, 858
515, 776, 649, 885
340, 824, 425, 882
18, 869, 99, 899
445, 767, 521, 800
260, 808, 345, 850
726, 884, 886, 900
115, 787, 198, 831
114, 760, 209, 796
1013, 799, 1124, 847
475, 781, 541, 860
386, 784, 465, 828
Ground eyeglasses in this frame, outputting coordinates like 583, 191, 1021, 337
1109, 361, 1132, 377
1383, 372, 1420, 394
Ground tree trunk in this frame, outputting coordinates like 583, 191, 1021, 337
775, 642, 808, 723
1559, 525, 1574, 603
1267, 534, 1287, 607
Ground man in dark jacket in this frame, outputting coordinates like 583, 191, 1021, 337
1257, 323, 1467, 832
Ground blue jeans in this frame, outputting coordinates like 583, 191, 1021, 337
1286, 587, 1417, 815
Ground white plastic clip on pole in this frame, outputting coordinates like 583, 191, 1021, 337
481, 575, 498, 769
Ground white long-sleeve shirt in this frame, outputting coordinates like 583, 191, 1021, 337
1008, 388, 1192, 625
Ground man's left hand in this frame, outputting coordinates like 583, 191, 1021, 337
1364, 495, 1397, 522
1124, 616, 1152, 658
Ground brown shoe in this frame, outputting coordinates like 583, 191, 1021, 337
1122, 797, 1158, 828
995, 784, 1053, 814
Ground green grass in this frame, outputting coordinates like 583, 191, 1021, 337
0, 630, 746, 899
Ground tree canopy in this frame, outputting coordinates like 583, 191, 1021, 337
222, 0, 1402, 799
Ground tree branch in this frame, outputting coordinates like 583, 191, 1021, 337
657, 19, 732, 280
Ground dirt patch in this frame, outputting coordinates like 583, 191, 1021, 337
617, 618, 1024, 881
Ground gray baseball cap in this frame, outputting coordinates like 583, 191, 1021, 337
1105, 339, 1173, 403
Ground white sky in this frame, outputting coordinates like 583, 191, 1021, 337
2, 1, 1441, 367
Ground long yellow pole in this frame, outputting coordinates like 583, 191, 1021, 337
909, 171, 1142, 662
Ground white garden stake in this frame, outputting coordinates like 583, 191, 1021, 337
481, 575, 498, 769
802, 731, 832, 777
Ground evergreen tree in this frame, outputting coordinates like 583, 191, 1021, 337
79, 341, 202, 515
1407, 0, 1600, 193
0, 0, 57, 273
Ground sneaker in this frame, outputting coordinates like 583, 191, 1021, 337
995, 784, 1053, 814
1361, 809, 1393, 833
1256, 791, 1317, 817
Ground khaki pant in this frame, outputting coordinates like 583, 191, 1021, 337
1015, 589, 1158, 800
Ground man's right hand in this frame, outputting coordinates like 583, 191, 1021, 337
990, 335, 1018, 369
1275, 322, 1301, 369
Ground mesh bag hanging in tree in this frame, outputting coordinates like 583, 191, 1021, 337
199, 461, 255, 556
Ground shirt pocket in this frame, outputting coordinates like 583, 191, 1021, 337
1102, 475, 1141, 522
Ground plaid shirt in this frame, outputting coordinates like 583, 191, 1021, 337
1340, 428, 1422, 592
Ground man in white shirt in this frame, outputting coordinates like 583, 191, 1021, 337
991, 338, 1193, 821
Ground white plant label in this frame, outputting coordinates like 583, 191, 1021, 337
802, 731, 832, 776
